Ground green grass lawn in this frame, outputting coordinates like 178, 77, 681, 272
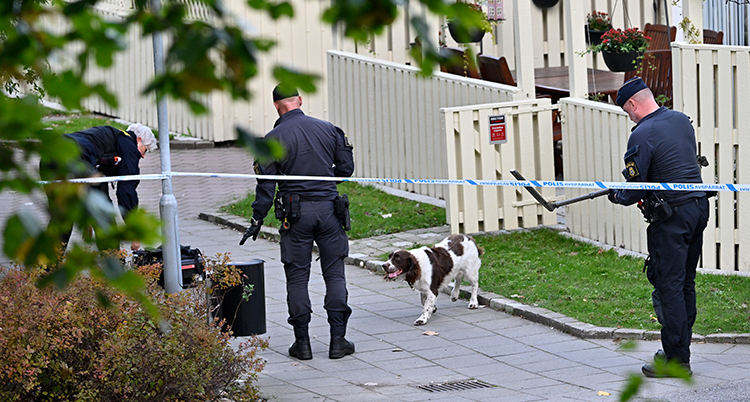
221, 181, 448, 240
474, 228, 750, 335
42, 113, 129, 135
42, 110, 164, 138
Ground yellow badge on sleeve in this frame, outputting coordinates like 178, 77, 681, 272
625, 161, 639, 178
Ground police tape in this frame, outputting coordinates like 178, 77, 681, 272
40, 172, 741, 193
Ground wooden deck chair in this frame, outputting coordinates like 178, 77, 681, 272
635, 50, 673, 107
644, 23, 677, 51
439, 46, 481, 79
477, 54, 515, 85
602, 50, 672, 108
703, 29, 724, 44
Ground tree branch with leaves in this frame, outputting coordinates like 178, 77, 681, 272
0, 0, 482, 320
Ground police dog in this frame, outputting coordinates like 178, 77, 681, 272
382, 234, 482, 325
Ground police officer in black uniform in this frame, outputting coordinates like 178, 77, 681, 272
608, 77, 709, 378
240, 85, 355, 360
42, 124, 158, 251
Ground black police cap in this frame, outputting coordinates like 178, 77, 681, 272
272, 85, 299, 102
615, 77, 648, 107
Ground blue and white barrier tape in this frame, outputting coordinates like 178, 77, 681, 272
41, 172, 739, 192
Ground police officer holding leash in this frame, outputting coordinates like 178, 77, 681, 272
240, 85, 355, 360
608, 77, 709, 378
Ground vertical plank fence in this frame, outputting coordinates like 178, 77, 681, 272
45, 0, 658, 142
672, 43, 750, 272
442, 99, 558, 233
562, 43, 750, 273
327, 50, 519, 201
559, 98, 648, 254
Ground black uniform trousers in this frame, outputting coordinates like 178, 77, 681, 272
279, 199, 352, 339
646, 196, 709, 365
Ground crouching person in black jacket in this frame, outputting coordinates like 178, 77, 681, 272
41, 124, 158, 251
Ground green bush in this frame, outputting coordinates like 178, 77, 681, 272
0, 262, 267, 402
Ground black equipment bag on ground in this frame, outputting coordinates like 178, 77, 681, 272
133, 245, 205, 288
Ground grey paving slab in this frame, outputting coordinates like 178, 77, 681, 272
474, 338, 539, 357
558, 344, 629, 363
386, 365, 464, 381
480, 368, 549, 386
595, 354, 649, 371
451, 361, 517, 377
408, 344, 477, 360
514, 356, 580, 373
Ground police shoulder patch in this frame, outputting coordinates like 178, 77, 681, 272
336, 126, 353, 149
625, 161, 640, 179
253, 161, 262, 175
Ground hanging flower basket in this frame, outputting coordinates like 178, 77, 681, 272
602, 50, 644, 72
447, 21, 486, 43
585, 25, 610, 46
585, 12, 611, 46
533, 0, 560, 8
580, 27, 651, 72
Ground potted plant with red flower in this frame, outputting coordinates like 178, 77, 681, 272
447, 1, 497, 43
585, 11, 611, 45
583, 27, 651, 72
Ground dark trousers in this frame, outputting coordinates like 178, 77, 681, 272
279, 200, 352, 339
646, 197, 709, 365
41, 177, 117, 251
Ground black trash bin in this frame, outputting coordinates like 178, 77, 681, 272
221, 259, 266, 336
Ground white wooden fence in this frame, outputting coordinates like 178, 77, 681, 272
327, 50, 520, 201
47, 0, 662, 142
441, 100, 557, 233
558, 98, 648, 254
673, 43, 750, 272
559, 43, 750, 273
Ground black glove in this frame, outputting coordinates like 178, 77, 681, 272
607, 189, 618, 204
239, 218, 262, 245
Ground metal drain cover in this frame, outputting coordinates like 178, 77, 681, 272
416, 379, 494, 393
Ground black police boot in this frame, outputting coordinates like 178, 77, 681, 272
654, 349, 666, 362
642, 361, 692, 378
329, 336, 355, 359
288, 337, 312, 360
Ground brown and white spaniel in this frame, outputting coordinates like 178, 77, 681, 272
382, 234, 483, 325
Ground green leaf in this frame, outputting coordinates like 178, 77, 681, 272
3, 214, 29, 261
37, 264, 78, 290
84, 190, 119, 231
322, 0, 398, 41
95, 289, 113, 309
236, 127, 286, 163
619, 373, 642, 402
271, 66, 319, 94
269, 2, 294, 19
101, 257, 126, 281
247, 0, 294, 18
42, 70, 102, 110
